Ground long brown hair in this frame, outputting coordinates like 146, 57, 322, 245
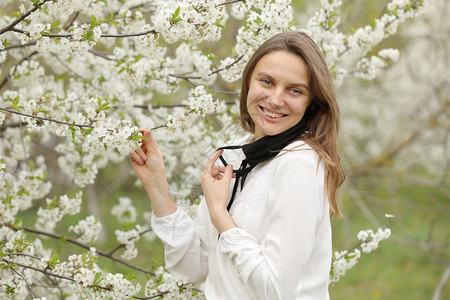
239, 31, 345, 217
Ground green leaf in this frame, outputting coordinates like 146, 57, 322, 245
47, 253, 60, 266
70, 121, 76, 140
90, 15, 99, 27
4, 195, 13, 204
2, 39, 12, 48
83, 29, 94, 41
170, 6, 182, 24
134, 54, 142, 62
94, 272, 103, 284
50, 21, 60, 30
14, 217, 22, 228
173, 6, 180, 19
124, 272, 138, 281
12, 96, 19, 107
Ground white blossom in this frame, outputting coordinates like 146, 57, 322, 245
69, 215, 102, 244
111, 197, 137, 223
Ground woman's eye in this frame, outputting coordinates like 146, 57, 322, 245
261, 79, 271, 86
291, 88, 302, 95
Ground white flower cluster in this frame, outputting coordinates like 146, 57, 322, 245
357, 227, 392, 253
69, 215, 102, 244
166, 86, 218, 132
36, 192, 83, 232
111, 197, 137, 223
0, 156, 51, 223
145, 266, 203, 299
0, 226, 50, 298
304, 0, 429, 85
330, 216, 394, 284
0, 44, 5, 64
330, 248, 361, 284
186, 86, 218, 117
153, 0, 227, 43
51, 248, 141, 298
354, 48, 400, 80
220, 0, 294, 83
115, 227, 140, 260
0, 156, 5, 179
176, 198, 200, 219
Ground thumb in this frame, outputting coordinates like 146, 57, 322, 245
224, 164, 233, 180
143, 129, 159, 153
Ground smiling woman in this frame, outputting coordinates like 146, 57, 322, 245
246, 51, 312, 138
130, 31, 345, 299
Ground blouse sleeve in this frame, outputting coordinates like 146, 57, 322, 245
218, 154, 326, 298
151, 200, 210, 282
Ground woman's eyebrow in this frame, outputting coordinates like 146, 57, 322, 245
256, 72, 310, 91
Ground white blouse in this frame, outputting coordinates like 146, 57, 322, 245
151, 135, 331, 299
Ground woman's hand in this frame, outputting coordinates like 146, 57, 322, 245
130, 129, 177, 217
201, 149, 237, 233
130, 129, 166, 185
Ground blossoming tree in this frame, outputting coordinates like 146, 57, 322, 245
0, 0, 439, 299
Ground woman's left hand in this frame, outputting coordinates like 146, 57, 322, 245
201, 149, 237, 233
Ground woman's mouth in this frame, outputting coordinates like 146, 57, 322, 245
260, 106, 286, 118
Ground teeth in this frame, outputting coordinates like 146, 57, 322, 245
263, 108, 283, 118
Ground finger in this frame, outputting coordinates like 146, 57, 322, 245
212, 165, 226, 176
224, 164, 233, 180
129, 152, 144, 165
135, 147, 147, 161
142, 129, 159, 154
141, 142, 147, 153
206, 149, 224, 169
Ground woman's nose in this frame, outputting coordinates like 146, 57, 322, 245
267, 89, 285, 107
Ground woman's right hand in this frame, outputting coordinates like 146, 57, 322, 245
130, 129, 166, 186
130, 129, 178, 217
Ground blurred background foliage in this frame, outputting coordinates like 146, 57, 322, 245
10, 0, 449, 299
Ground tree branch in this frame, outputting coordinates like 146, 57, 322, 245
0, 107, 95, 129
0, 106, 168, 132
9, 266, 39, 299
216, 0, 246, 7
2, 223, 155, 276
107, 228, 153, 256
2, 257, 80, 283
0, 0, 53, 36
0, 51, 38, 91
11, 27, 157, 39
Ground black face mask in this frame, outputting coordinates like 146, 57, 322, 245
217, 118, 308, 211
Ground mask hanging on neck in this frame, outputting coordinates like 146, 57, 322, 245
217, 117, 309, 211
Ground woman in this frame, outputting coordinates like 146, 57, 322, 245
130, 31, 345, 299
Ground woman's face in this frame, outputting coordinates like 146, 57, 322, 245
246, 51, 312, 139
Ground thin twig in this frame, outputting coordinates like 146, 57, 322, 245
133, 291, 170, 299
0, 0, 52, 35
2, 223, 156, 275
107, 228, 154, 256
64, 12, 80, 31
216, 0, 246, 7
2, 257, 79, 283
88, 49, 117, 61
11, 27, 157, 39
54, 55, 99, 90
1, 106, 167, 131
0, 51, 38, 91
9, 266, 38, 299
0, 107, 95, 129
24, 226, 156, 275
